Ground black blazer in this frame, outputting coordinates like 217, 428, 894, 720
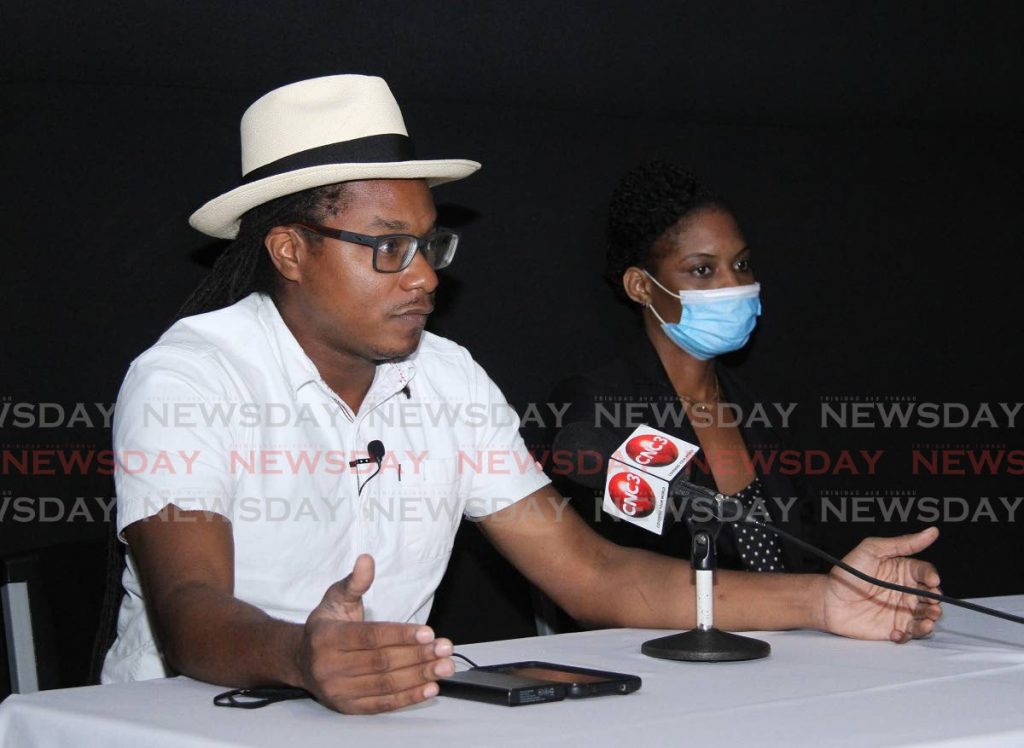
545, 339, 821, 574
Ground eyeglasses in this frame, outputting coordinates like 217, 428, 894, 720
294, 222, 459, 273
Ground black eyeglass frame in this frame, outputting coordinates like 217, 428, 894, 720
293, 222, 459, 273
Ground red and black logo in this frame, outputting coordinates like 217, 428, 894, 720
607, 471, 656, 517
625, 434, 679, 468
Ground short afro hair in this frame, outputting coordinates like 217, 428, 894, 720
606, 161, 725, 299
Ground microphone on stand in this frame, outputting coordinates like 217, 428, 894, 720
553, 422, 1024, 661
553, 421, 770, 661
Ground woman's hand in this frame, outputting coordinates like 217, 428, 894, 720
822, 527, 943, 642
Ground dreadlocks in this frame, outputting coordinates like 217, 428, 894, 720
175, 182, 351, 320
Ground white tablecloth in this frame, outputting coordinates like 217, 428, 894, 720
2, 595, 1023, 747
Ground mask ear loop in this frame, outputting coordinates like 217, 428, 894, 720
645, 301, 671, 326
642, 270, 682, 325
643, 269, 679, 297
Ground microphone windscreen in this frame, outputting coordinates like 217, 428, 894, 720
551, 422, 621, 491
368, 440, 386, 461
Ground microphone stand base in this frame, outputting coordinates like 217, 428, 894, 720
641, 628, 770, 662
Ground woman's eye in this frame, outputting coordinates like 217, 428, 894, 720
691, 265, 712, 277
735, 258, 752, 272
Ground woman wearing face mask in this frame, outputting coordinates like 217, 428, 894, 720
548, 161, 818, 574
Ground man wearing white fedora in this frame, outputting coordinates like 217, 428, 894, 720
103, 74, 943, 714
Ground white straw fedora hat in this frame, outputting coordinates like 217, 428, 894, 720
189, 74, 480, 239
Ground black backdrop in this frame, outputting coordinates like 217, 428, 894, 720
2, 1, 1023, 689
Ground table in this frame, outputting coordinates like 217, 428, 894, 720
2, 595, 1023, 747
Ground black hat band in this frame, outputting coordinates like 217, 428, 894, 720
241, 134, 416, 184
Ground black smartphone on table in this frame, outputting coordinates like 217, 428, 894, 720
474, 661, 641, 698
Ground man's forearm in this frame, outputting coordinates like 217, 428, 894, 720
157, 582, 304, 688
569, 543, 828, 632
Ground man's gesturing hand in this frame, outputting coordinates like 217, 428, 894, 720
296, 554, 455, 714
822, 527, 943, 643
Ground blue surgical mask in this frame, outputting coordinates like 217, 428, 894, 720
644, 271, 762, 360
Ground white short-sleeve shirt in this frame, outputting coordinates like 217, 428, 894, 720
102, 293, 549, 682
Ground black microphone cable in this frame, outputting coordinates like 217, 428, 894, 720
452, 652, 480, 669
744, 516, 1024, 626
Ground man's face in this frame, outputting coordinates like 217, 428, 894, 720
289, 178, 439, 365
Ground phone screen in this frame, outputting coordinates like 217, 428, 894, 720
502, 667, 610, 684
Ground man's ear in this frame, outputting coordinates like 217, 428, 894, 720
264, 226, 308, 283
622, 266, 652, 306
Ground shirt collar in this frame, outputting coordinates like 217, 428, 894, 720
623, 335, 677, 392
254, 292, 417, 402
255, 293, 321, 393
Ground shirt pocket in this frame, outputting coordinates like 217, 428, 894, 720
389, 456, 461, 562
